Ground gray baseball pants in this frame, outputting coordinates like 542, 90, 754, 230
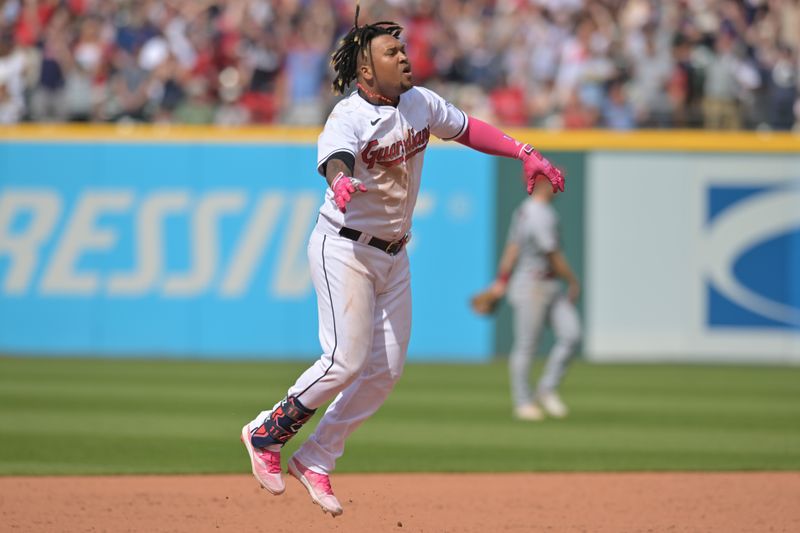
508, 279, 581, 408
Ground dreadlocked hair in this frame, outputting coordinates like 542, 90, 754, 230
330, 3, 403, 95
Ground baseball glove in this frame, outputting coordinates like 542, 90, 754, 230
470, 289, 501, 315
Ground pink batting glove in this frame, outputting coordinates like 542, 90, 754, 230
518, 144, 565, 194
331, 172, 367, 212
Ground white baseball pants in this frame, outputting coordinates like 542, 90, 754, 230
250, 224, 411, 474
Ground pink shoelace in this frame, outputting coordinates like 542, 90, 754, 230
255, 448, 282, 474
304, 469, 334, 495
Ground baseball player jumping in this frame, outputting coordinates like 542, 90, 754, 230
241, 7, 565, 517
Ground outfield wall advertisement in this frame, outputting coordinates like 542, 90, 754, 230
0, 142, 493, 360
586, 152, 800, 363
3, 130, 798, 364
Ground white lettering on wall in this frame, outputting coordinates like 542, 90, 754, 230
107, 191, 190, 295
0, 187, 319, 298
220, 193, 284, 298
0, 190, 61, 295
163, 192, 245, 297
273, 193, 316, 296
41, 191, 133, 295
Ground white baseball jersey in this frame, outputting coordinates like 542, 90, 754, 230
316, 86, 468, 241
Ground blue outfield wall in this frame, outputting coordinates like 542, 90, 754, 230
0, 142, 494, 361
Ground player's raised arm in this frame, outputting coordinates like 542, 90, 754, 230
454, 118, 565, 195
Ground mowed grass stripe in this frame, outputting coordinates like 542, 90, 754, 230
0, 357, 798, 474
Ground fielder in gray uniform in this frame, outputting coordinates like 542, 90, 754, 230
486, 177, 581, 421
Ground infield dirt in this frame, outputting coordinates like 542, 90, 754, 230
2, 472, 798, 532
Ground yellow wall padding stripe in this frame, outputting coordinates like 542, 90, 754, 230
505, 129, 800, 153
0, 124, 322, 144
1, 125, 799, 152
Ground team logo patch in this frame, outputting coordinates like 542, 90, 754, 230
704, 184, 800, 330
361, 126, 431, 169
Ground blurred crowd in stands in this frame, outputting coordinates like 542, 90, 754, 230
0, 0, 797, 130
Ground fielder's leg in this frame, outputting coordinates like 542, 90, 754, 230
536, 292, 581, 417
508, 282, 550, 418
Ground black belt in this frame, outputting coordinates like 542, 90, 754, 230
338, 227, 409, 256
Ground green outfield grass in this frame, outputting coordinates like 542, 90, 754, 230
0, 356, 798, 475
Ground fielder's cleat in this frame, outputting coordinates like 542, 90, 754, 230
240, 424, 285, 495
288, 457, 343, 517
538, 392, 569, 419
514, 403, 544, 421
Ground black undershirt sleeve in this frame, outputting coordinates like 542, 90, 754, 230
318, 151, 356, 177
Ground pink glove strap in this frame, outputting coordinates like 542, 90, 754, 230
331, 172, 347, 191
455, 117, 528, 159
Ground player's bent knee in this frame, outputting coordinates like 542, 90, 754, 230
559, 337, 581, 351
334, 353, 372, 384
380, 366, 404, 386
386, 355, 406, 382
558, 326, 582, 347
361, 358, 406, 386
389, 367, 404, 383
